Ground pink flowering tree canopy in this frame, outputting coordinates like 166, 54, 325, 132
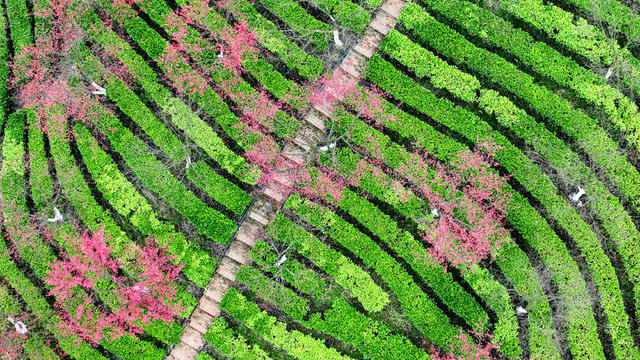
45, 229, 184, 344
432, 326, 501, 360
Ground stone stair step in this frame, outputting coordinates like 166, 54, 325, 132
282, 146, 305, 165
180, 326, 205, 351
248, 209, 269, 226
293, 134, 312, 151
198, 295, 221, 317
354, 28, 384, 58
188, 309, 215, 334
216, 257, 240, 282
204, 276, 232, 302
227, 241, 251, 265
264, 184, 286, 203
381, 0, 405, 18
235, 221, 260, 246
171, 343, 198, 359
370, 12, 395, 35
306, 111, 326, 131
340, 52, 367, 78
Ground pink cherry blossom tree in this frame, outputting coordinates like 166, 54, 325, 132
45, 229, 184, 344
432, 325, 501, 360
11, 0, 136, 139
415, 139, 512, 270
310, 76, 512, 269
0, 319, 27, 360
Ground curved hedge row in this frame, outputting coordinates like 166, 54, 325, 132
487, 0, 640, 99
268, 214, 390, 314
379, 27, 639, 359
365, 55, 604, 358
421, 0, 640, 152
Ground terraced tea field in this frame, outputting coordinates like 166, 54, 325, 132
2, 0, 640, 359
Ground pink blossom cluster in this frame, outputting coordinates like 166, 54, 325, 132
394, 139, 512, 270
432, 326, 501, 360
45, 229, 183, 344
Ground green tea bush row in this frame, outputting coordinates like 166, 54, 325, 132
421, 0, 640, 153
232, 0, 323, 79
0, 9, 8, 127
322, 157, 488, 329
79, 9, 263, 162
257, 0, 331, 51
313, 0, 370, 33
365, 55, 603, 358
248, 240, 328, 300
177, 0, 311, 111
76, 107, 224, 281
0, 236, 108, 360
552, 0, 640, 45
285, 194, 461, 348
400, 3, 640, 212
388, 9, 640, 330
204, 318, 271, 360
137, 0, 300, 140
236, 265, 311, 321
268, 214, 389, 313
2, 114, 165, 359
5, 0, 32, 52
221, 287, 352, 360
325, 142, 520, 356
26, 111, 54, 209
307, 298, 429, 360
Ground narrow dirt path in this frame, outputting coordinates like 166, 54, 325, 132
167, 1, 406, 358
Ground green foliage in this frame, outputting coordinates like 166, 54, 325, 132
231, 0, 323, 79
187, 162, 252, 215
5, 0, 33, 52
0, 234, 108, 360
0, 10, 8, 127
205, 318, 271, 359
555, 0, 640, 45
258, 0, 331, 52
249, 240, 328, 300
380, 30, 479, 102
27, 111, 54, 209
236, 265, 310, 321
400, 3, 640, 211
321, 133, 490, 331
365, 54, 603, 358
285, 195, 461, 347
221, 288, 352, 360
423, 0, 640, 160
315, 0, 370, 33
268, 214, 389, 313
307, 298, 428, 360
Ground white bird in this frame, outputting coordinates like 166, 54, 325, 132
185, 154, 192, 169
605, 67, 613, 80
46, 207, 63, 223
319, 142, 336, 152
569, 186, 586, 204
516, 306, 528, 316
333, 30, 343, 47
90, 82, 106, 95
133, 284, 150, 294
7, 317, 28, 334
275, 254, 287, 267
217, 50, 224, 60
431, 207, 440, 218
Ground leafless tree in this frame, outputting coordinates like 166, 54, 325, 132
580, 0, 640, 102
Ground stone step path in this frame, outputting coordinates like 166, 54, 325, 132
166, 0, 406, 358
